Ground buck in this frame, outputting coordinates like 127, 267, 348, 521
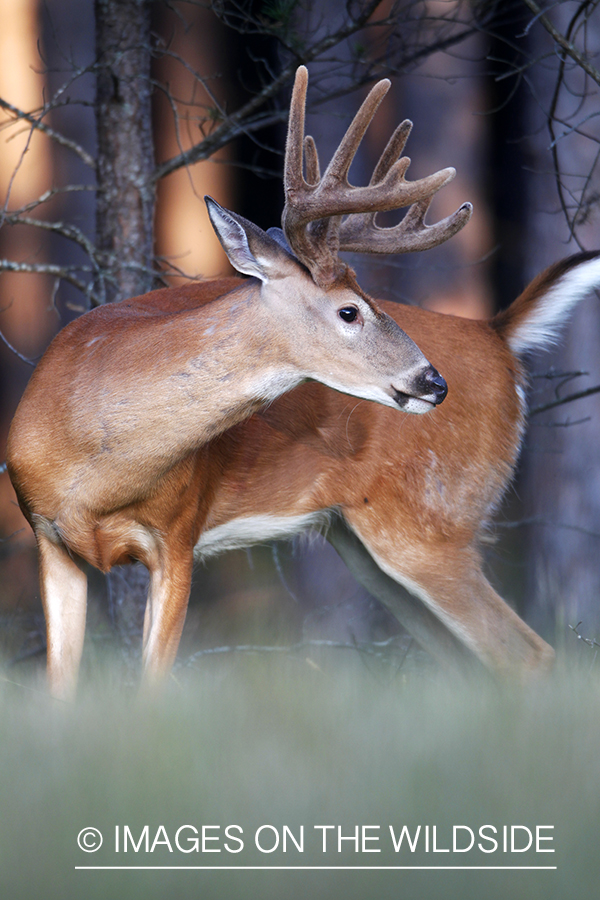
139, 250, 600, 682
113, 248, 600, 688
6, 67, 472, 698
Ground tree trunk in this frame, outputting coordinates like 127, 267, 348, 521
95, 0, 155, 303
94, 0, 155, 652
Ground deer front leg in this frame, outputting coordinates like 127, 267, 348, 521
36, 530, 88, 700
341, 513, 554, 680
141, 546, 194, 686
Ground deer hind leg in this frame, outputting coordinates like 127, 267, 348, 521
36, 529, 88, 700
340, 514, 554, 680
141, 546, 194, 686
326, 518, 486, 677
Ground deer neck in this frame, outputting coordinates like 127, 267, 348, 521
64, 282, 301, 491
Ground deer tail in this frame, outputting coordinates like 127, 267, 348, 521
491, 250, 600, 357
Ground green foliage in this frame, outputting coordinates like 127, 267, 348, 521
260, 0, 298, 30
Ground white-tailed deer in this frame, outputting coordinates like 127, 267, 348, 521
7, 67, 471, 697
141, 251, 600, 681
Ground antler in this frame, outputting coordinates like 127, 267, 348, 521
282, 66, 472, 287
338, 120, 473, 255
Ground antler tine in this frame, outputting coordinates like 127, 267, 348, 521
322, 79, 391, 185
304, 135, 320, 185
371, 119, 413, 184
284, 65, 309, 197
338, 119, 473, 255
339, 195, 474, 254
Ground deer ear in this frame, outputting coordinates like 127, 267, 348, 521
266, 226, 295, 256
205, 197, 299, 282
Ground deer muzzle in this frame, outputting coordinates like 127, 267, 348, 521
392, 365, 448, 413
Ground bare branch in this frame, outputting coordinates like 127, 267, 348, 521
152, 2, 479, 183
0, 328, 36, 367
14, 184, 95, 216
4, 213, 98, 260
0, 96, 96, 169
530, 383, 600, 415
522, 0, 600, 87
0, 259, 91, 296
497, 517, 600, 539
570, 621, 600, 650
184, 635, 412, 668
152, 61, 298, 182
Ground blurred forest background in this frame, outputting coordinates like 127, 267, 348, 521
0, 0, 599, 682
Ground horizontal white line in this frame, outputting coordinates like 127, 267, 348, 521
75, 865, 558, 871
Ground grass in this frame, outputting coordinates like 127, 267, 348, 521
1, 650, 600, 899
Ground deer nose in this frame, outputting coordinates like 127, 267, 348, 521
418, 366, 448, 404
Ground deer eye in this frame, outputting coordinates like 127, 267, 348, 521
338, 305, 359, 323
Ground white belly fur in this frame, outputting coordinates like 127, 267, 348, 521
194, 511, 332, 562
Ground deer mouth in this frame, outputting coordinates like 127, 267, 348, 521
392, 389, 436, 413
392, 378, 447, 412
